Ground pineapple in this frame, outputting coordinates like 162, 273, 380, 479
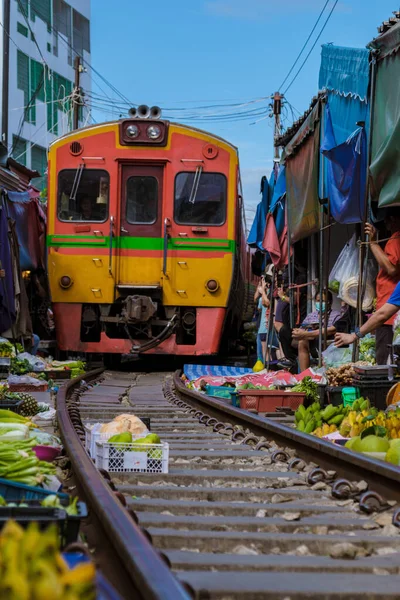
19, 393, 39, 417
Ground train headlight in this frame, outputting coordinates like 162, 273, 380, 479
147, 124, 161, 140
126, 124, 139, 139
206, 279, 219, 293
59, 275, 73, 289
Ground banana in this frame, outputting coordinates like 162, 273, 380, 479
61, 562, 96, 587
305, 419, 315, 434
297, 420, 305, 432
328, 414, 345, 425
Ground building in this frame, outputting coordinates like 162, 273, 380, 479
0, 0, 91, 189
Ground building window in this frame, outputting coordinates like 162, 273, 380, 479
17, 0, 29, 15
17, 50, 30, 110
47, 42, 51, 52
73, 9, 90, 56
52, 0, 72, 62
31, 145, 47, 190
12, 136, 27, 166
30, 0, 51, 29
17, 22, 28, 37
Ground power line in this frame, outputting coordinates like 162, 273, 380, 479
278, 0, 330, 91
16, 0, 47, 65
283, 0, 339, 95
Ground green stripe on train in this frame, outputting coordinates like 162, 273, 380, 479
46, 235, 236, 253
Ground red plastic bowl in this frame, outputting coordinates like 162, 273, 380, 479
33, 445, 61, 462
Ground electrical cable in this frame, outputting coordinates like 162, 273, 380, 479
278, 0, 330, 91
283, 0, 339, 95
16, 0, 48, 65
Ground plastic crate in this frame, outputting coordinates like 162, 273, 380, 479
84, 418, 151, 458
95, 441, 169, 473
8, 383, 48, 392
326, 386, 345, 406
352, 379, 394, 411
0, 478, 69, 501
238, 390, 306, 412
205, 385, 236, 400
0, 399, 23, 414
0, 500, 86, 547
45, 370, 72, 380
230, 392, 240, 408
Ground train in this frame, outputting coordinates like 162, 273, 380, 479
46, 105, 252, 363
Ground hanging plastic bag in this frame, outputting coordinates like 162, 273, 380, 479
335, 235, 377, 311
393, 312, 400, 347
328, 236, 357, 293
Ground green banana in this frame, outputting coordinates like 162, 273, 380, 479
305, 419, 315, 434
295, 410, 301, 423
316, 419, 322, 428
298, 405, 306, 420
321, 405, 338, 421
328, 414, 345, 425
297, 420, 305, 432
360, 399, 370, 411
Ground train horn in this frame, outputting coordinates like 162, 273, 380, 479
128, 107, 138, 117
150, 106, 162, 120
137, 105, 151, 119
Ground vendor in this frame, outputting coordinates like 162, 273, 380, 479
366, 209, 400, 364
254, 274, 278, 363
335, 281, 400, 347
292, 290, 341, 371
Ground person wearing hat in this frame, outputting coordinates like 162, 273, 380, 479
366, 209, 400, 364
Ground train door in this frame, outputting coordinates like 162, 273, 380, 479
118, 164, 164, 285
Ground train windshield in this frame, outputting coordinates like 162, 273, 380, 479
174, 172, 226, 225
126, 176, 158, 224
57, 169, 109, 222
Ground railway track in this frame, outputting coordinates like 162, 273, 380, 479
58, 369, 400, 599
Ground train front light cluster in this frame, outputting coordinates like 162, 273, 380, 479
147, 125, 161, 140
126, 124, 139, 139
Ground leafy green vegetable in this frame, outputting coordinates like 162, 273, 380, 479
291, 376, 319, 402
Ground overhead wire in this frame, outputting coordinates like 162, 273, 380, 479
16, 0, 47, 65
278, 0, 331, 92
283, 0, 339, 95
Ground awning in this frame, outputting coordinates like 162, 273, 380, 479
321, 102, 367, 224
247, 174, 272, 252
284, 102, 322, 243
369, 22, 400, 207
5, 191, 46, 271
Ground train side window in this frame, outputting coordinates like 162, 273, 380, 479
174, 172, 226, 226
126, 176, 158, 224
57, 169, 109, 222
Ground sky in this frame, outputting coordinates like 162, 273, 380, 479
90, 0, 397, 230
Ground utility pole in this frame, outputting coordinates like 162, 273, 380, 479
73, 56, 82, 130
272, 92, 283, 161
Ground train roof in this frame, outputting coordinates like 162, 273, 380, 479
49, 120, 239, 154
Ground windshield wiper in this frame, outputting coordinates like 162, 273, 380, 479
188, 165, 203, 205
69, 164, 86, 203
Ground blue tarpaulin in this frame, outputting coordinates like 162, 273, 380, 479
247, 176, 271, 251
6, 191, 46, 271
321, 102, 367, 224
319, 44, 370, 145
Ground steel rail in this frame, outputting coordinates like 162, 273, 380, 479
57, 369, 191, 600
174, 371, 400, 502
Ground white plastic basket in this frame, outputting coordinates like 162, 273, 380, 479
95, 441, 169, 473
84, 422, 149, 458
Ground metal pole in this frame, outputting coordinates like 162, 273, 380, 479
353, 51, 377, 362
73, 56, 81, 131
2, 0, 11, 146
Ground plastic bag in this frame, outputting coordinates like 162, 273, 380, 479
7, 374, 46, 386
322, 344, 353, 368
393, 312, 400, 347
17, 352, 46, 372
328, 236, 357, 293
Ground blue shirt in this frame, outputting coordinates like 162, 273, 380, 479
258, 298, 268, 335
388, 281, 400, 307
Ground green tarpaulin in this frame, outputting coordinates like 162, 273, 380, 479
369, 22, 400, 207
284, 102, 322, 242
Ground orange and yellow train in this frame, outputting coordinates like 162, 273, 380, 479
47, 106, 251, 362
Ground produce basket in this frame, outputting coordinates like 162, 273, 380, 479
326, 386, 345, 406
0, 478, 69, 501
205, 385, 236, 400
0, 398, 23, 414
95, 441, 169, 473
44, 369, 72, 380
0, 501, 87, 547
352, 379, 394, 411
84, 418, 151, 458
230, 392, 240, 408
8, 382, 48, 392
238, 390, 305, 412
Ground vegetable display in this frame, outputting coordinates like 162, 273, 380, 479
291, 376, 319, 402
0, 520, 96, 599
295, 402, 348, 435
10, 358, 31, 375
0, 438, 56, 485
326, 364, 355, 386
